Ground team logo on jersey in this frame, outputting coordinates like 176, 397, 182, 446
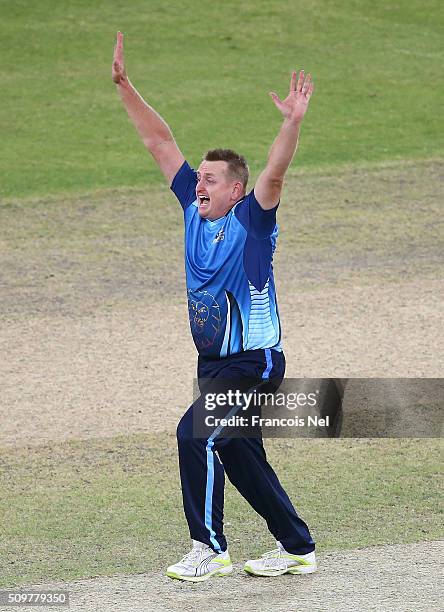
212, 228, 225, 244
188, 289, 221, 350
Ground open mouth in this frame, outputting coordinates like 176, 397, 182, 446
198, 195, 210, 206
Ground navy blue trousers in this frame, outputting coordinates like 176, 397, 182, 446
176, 348, 315, 555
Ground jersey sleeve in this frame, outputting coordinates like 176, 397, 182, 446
170, 161, 198, 210
234, 189, 280, 292
234, 188, 279, 240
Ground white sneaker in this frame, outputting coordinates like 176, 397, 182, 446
166, 540, 233, 582
244, 542, 317, 577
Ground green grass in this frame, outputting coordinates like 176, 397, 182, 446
0, 435, 441, 587
1, 0, 443, 198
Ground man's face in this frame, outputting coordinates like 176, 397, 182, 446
196, 160, 243, 220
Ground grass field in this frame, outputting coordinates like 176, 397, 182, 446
1, 0, 443, 597
0, 436, 442, 587
2, 0, 443, 198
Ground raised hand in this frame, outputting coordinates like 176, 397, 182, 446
269, 70, 314, 123
112, 31, 127, 84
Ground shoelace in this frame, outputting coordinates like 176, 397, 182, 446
260, 548, 290, 569
179, 547, 209, 569
261, 548, 282, 558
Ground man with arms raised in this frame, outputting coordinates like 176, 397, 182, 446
113, 31, 316, 581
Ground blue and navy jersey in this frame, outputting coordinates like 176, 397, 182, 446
171, 161, 282, 358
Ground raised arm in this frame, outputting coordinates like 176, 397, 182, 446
112, 31, 185, 185
254, 70, 314, 210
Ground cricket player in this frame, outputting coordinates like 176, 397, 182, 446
113, 31, 316, 581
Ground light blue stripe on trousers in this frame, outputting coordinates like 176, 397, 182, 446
262, 348, 273, 379
204, 438, 220, 552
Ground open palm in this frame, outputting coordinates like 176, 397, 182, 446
270, 70, 314, 123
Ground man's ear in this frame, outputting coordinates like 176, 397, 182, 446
232, 181, 244, 200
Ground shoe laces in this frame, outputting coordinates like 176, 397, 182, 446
262, 547, 282, 558
179, 546, 209, 568
260, 547, 290, 569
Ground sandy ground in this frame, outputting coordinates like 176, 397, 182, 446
1, 540, 441, 612
1, 276, 442, 447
